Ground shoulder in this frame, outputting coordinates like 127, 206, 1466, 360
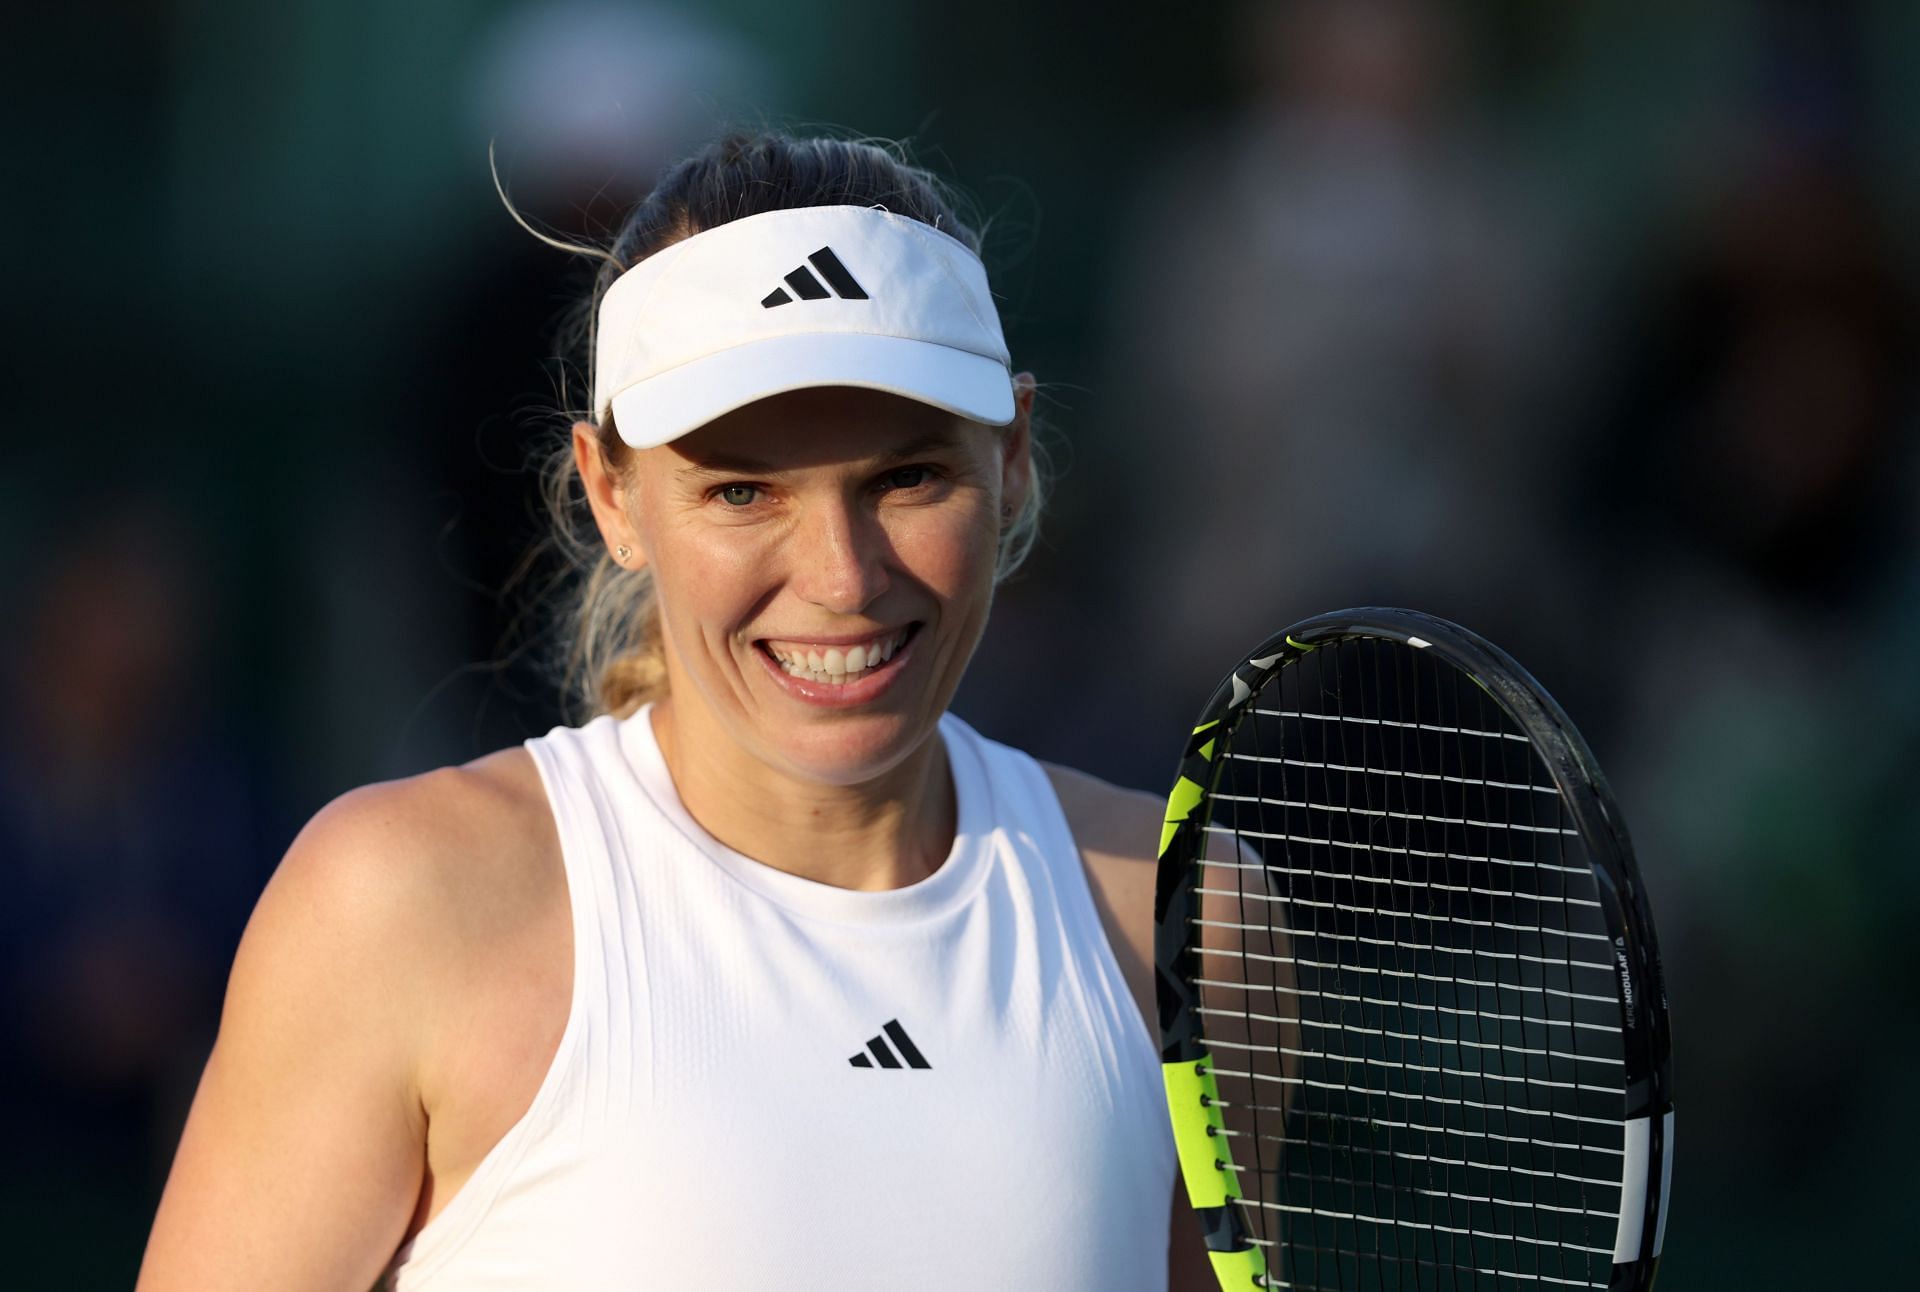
237, 746, 560, 1053
1038, 762, 1161, 958
139, 748, 561, 1287
308, 744, 550, 862
276, 747, 553, 931
1036, 757, 1248, 897
1030, 762, 1165, 1037
1039, 761, 1163, 869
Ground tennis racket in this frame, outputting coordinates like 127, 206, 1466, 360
1156, 608, 1673, 1291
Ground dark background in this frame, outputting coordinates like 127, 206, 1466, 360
2, 0, 1915, 1285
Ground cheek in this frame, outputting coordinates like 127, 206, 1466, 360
648, 525, 769, 639
886, 501, 999, 596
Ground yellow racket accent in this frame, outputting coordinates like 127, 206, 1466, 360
1163, 1056, 1239, 1207
1207, 1245, 1269, 1285
1160, 776, 1206, 859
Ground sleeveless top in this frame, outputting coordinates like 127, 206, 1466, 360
384, 706, 1177, 1290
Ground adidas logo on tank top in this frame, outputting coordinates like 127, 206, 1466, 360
848, 1019, 930, 1069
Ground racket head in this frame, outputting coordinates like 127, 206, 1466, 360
1155, 608, 1673, 1291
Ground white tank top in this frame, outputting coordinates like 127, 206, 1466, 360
385, 706, 1176, 1290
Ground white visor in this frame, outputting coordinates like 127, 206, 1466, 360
592, 204, 1015, 448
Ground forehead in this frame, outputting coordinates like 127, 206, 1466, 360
650, 386, 983, 476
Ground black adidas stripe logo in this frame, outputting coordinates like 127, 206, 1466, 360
848, 1019, 929, 1069
762, 246, 869, 308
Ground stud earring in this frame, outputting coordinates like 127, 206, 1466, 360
615, 544, 632, 562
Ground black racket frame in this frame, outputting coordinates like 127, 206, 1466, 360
1153, 607, 1674, 1291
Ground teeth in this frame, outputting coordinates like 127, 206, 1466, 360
765, 628, 909, 684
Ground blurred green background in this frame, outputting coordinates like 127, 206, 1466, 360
2, 0, 1915, 1285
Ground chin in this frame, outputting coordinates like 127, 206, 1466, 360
767, 708, 935, 787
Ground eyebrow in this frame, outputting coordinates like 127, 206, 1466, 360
674, 426, 971, 479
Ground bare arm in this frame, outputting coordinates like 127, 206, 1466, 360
138, 782, 449, 1291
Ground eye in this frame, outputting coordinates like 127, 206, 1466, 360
716, 483, 761, 507
882, 466, 932, 492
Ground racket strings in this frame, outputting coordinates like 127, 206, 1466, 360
1205, 799, 1583, 843
1195, 637, 1626, 1290
1194, 993, 1622, 1069
1204, 1119, 1627, 1190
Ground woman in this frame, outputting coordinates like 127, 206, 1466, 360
139, 132, 1212, 1290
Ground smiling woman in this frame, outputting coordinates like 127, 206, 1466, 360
581, 381, 1024, 884
541, 137, 1048, 733
137, 131, 1214, 1292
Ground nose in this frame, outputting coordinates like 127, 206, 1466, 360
788, 493, 890, 615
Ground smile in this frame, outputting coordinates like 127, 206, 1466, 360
760, 626, 913, 685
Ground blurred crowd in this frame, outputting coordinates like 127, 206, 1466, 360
3, 0, 1914, 1284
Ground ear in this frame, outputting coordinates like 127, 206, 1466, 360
999, 372, 1037, 518
571, 421, 647, 569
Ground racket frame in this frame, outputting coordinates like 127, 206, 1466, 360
1154, 607, 1674, 1291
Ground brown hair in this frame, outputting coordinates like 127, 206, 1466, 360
510, 131, 1049, 723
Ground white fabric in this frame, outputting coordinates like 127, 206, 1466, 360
385, 707, 1176, 1290
592, 205, 1015, 447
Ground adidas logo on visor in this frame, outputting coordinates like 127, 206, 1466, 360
762, 245, 869, 308
848, 1019, 930, 1069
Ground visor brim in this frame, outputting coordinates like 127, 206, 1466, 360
606, 332, 1015, 449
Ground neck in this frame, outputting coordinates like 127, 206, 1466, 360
647, 698, 956, 892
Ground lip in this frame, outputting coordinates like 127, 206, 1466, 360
757, 627, 910, 649
753, 624, 920, 708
